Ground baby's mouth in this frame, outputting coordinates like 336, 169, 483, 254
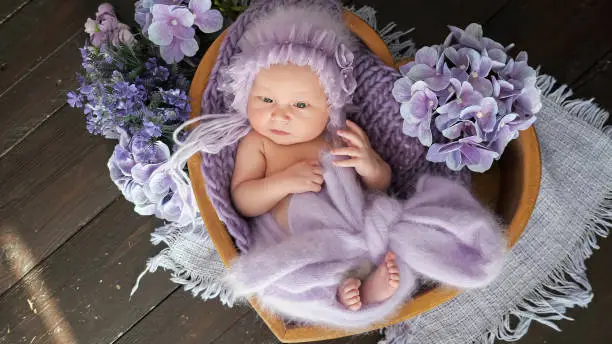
270, 129, 290, 136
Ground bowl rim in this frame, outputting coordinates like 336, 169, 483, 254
187, 10, 542, 343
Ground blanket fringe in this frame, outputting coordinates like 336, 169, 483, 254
470, 75, 612, 344
346, 5, 416, 61
130, 221, 238, 307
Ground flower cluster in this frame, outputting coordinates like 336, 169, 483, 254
392, 23, 540, 172
68, 3, 199, 224
135, 0, 224, 63
108, 128, 195, 225
85, 3, 136, 48
67, 43, 191, 142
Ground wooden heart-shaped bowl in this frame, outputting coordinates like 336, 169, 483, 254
187, 11, 542, 343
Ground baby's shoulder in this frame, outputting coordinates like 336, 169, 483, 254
237, 130, 266, 153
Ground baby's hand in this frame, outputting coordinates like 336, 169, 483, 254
331, 120, 388, 180
277, 160, 324, 194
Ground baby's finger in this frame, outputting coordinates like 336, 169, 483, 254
311, 166, 323, 175
336, 129, 364, 148
332, 158, 358, 168
311, 175, 324, 185
346, 120, 369, 143
331, 147, 361, 158
309, 181, 323, 192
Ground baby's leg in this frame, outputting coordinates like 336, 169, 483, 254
361, 252, 400, 304
337, 278, 362, 311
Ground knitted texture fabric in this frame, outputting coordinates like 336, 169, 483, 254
198, 0, 466, 252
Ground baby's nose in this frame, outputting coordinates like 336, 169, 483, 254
271, 109, 290, 121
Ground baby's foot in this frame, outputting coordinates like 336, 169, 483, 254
338, 278, 362, 311
361, 252, 400, 304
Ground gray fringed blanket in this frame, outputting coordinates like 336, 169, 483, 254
131, 7, 612, 344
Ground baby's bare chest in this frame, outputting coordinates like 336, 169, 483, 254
263, 139, 329, 176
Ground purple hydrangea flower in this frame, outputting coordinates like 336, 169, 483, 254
108, 128, 196, 225
189, 0, 223, 33
394, 23, 541, 172
400, 81, 438, 146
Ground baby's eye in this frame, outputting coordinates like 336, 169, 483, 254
295, 102, 308, 109
259, 96, 274, 103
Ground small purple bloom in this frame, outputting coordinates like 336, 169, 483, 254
427, 121, 499, 172
465, 48, 493, 96
404, 46, 452, 91
148, 4, 195, 46
459, 97, 498, 133
487, 113, 537, 155
67, 91, 83, 108
135, 0, 183, 35
148, 4, 198, 63
435, 81, 483, 130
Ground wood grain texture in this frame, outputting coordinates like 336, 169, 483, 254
210, 310, 280, 344
0, 106, 119, 296
572, 50, 612, 125
0, 0, 133, 95
114, 292, 250, 344
0, 0, 31, 26
0, 199, 176, 344
484, 0, 612, 85
0, 32, 85, 157
347, 0, 511, 46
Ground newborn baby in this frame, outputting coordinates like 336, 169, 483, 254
230, 63, 399, 311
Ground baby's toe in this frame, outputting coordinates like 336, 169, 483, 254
348, 301, 362, 311
343, 289, 359, 299
342, 279, 361, 293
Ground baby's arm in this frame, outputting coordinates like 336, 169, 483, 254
231, 132, 324, 217
231, 132, 288, 217
331, 120, 391, 191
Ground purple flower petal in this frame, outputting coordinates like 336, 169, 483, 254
399, 61, 415, 76
148, 21, 173, 45
425, 74, 451, 92
159, 38, 186, 63
195, 9, 223, 33
392, 77, 413, 103
407, 64, 437, 81
415, 46, 439, 67
179, 37, 198, 56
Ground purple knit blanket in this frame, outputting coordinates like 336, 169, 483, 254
199, 0, 467, 252
224, 154, 505, 328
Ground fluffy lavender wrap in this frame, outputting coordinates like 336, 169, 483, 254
224, 153, 505, 328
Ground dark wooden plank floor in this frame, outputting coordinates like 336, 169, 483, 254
0, 1, 610, 343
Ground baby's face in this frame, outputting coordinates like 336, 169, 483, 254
247, 63, 329, 145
